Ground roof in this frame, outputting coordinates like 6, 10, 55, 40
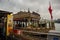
0, 10, 12, 18
0, 10, 12, 14
13, 11, 40, 20
32, 11, 40, 16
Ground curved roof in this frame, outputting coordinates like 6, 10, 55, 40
13, 11, 40, 20
32, 11, 40, 16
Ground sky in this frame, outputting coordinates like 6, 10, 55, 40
0, 0, 60, 20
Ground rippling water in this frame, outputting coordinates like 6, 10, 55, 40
55, 23, 60, 31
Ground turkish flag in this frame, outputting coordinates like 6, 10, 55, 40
48, 2, 53, 19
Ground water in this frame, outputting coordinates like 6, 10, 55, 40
55, 23, 60, 31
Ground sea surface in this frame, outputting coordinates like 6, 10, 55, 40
55, 23, 60, 31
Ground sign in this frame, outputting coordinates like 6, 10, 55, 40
7, 14, 13, 36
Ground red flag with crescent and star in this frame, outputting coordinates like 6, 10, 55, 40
48, 2, 53, 20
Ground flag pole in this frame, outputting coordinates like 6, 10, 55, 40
48, 2, 53, 29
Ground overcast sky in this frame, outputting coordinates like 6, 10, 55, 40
0, 0, 60, 20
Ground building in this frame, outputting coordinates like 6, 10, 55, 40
13, 10, 40, 29
0, 10, 13, 40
